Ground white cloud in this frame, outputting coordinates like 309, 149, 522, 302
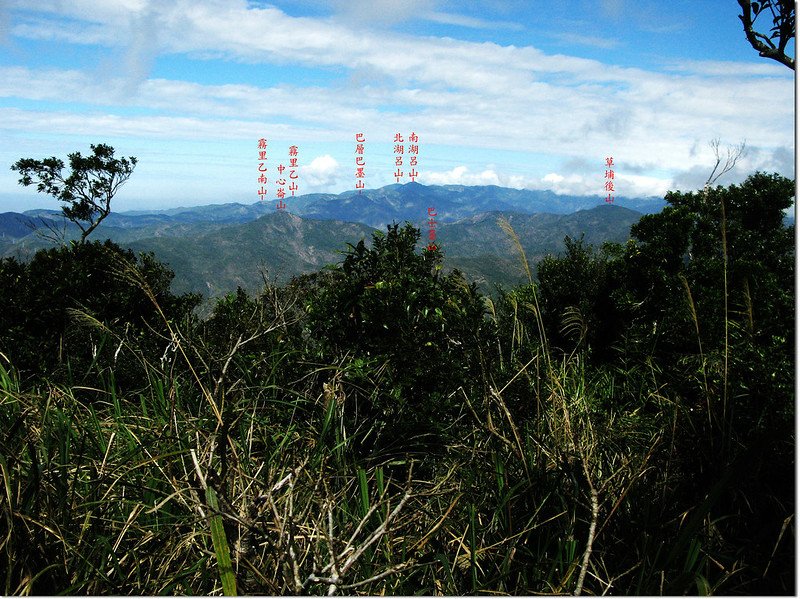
421, 166, 578, 194
425, 10, 523, 30
535, 173, 595, 196
537, 171, 672, 198
550, 31, 621, 49
670, 143, 796, 192
300, 155, 340, 190
422, 166, 500, 186
421, 166, 672, 198
0, 107, 305, 140
542, 173, 564, 184
617, 174, 671, 197
661, 59, 789, 77
326, 0, 436, 28
0, 1, 794, 201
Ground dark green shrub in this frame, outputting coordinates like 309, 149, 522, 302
302, 224, 491, 455
0, 240, 201, 388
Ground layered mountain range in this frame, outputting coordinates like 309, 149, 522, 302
1, 183, 661, 299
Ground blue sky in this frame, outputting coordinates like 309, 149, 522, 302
0, 0, 794, 212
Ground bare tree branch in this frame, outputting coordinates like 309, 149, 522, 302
737, 0, 795, 69
705, 138, 747, 190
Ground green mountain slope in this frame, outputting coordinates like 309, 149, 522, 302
124, 205, 640, 300
433, 205, 641, 289
126, 211, 374, 298
2, 203, 641, 301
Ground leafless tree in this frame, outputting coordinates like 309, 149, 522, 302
704, 138, 746, 190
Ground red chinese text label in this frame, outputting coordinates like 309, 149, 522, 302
426, 206, 437, 251
604, 156, 615, 204
394, 132, 420, 183
258, 138, 268, 202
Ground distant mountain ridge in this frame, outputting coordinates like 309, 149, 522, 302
2, 182, 792, 304
2, 206, 642, 299
287, 182, 665, 228
127, 205, 644, 297
0, 212, 38, 238
0, 183, 658, 301
6, 182, 665, 234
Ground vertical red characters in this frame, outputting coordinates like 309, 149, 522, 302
275, 145, 298, 210
355, 133, 366, 193
393, 132, 404, 182
604, 156, 615, 204
288, 145, 299, 198
275, 158, 286, 209
408, 132, 420, 182
426, 206, 438, 251
257, 138, 268, 202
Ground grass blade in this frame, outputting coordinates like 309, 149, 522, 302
205, 485, 238, 596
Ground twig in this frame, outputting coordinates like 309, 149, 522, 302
340, 492, 411, 575
326, 503, 340, 595
574, 469, 599, 596
763, 514, 793, 577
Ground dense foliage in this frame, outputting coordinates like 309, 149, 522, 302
299, 224, 491, 455
11, 144, 138, 243
0, 240, 200, 388
0, 173, 793, 595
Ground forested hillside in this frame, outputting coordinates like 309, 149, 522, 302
0, 172, 794, 595
1, 194, 644, 301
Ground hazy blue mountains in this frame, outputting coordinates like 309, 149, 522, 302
287, 182, 665, 227
0, 183, 657, 299
2, 182, 664, 242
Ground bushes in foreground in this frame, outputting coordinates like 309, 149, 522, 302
0, 173, 793, 594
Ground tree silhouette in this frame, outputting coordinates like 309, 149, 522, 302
11, 144, 138, 243
737, 0, 795, 69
